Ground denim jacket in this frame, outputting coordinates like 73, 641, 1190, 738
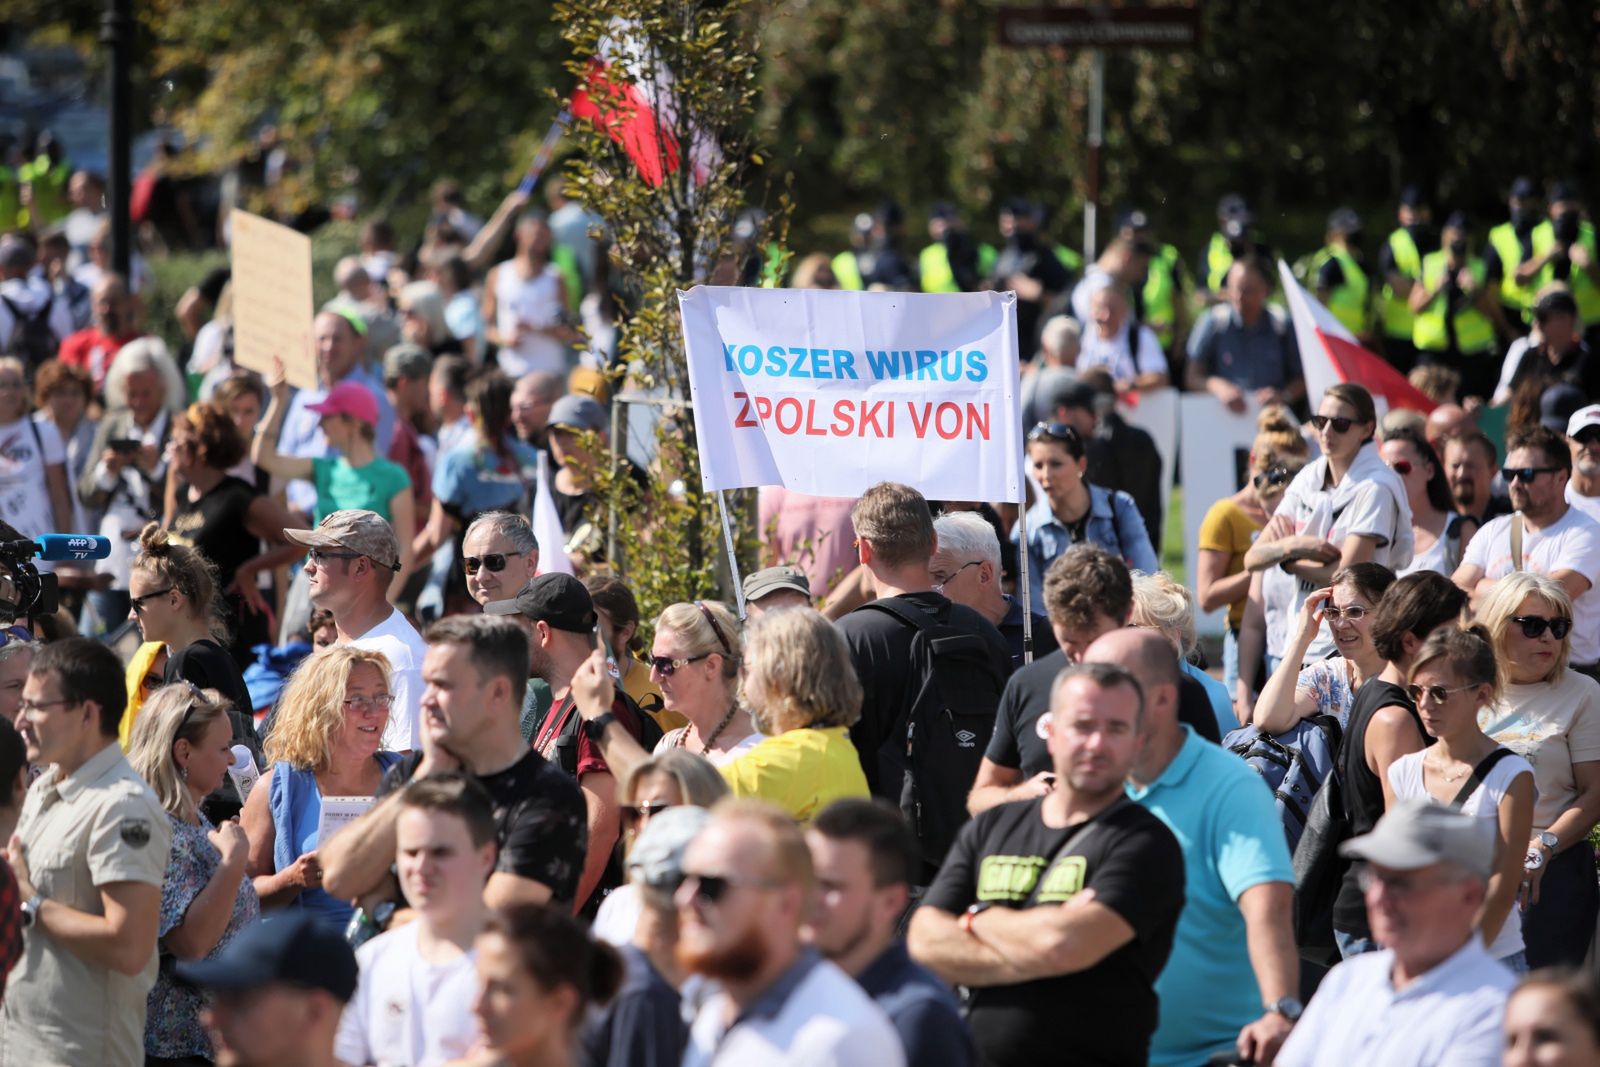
1014, 484, 1158, 608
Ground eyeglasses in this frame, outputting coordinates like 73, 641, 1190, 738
17, 697, 75, 716
1252, 466, 1291, 491
1308, 414, 1359, 434
679, 870, 780, 906
129, 586, 174, 613
1505, 466, 1561, 484
1356, 867, 1459, 899
620, 801, 675, 831
932, 560, 980, 589
1389, 459, 1413, 476
1511, 614, 1572, 640
463, 553, 509, 575
343, 693, 394, 714
1322, 604, 1369, 622
307, 548, 364, 569
1028, 422, 1085, 453
695, 601, 733, 656
1405, 682, 1478, 705
649, 653, 710, 677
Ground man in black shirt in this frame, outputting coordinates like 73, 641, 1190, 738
321, 615, 587, 911
837, 482, 1013, 868
910, 662, 1185, 1067
990, 199, 1073, 356
969, 544, 1220, 816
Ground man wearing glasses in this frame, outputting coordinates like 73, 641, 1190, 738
1, 637, 171, 1066
285, 509, 427, 752
1453, 425, 1600, 678
679, 799, 904, 1067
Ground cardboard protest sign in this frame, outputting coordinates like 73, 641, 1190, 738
679, 287, 1023, 503
230, 209, 317, 391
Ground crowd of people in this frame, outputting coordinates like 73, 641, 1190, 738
0, 141, 1598, 1067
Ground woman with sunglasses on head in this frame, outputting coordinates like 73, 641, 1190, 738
447, 904, 622, 1067
239, 645, 402, 927
127, 684, 262, 1065
1252, 563, 1397, 736
591, 749, 729, 947
1477, 573, 1600, 970
1388, 625, 1535, 971
1198, 407, 1309, 708
643, 601, 758, 763
129, 524, 261, 821
1245, 385, 1413, 672
1381, 426, 1459, 576
1017, 420, 1157, 610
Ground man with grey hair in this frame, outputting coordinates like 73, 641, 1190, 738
1087, 627, 1299, 1067
461, 511, 540, 610
512, 371, 563, 452
1020, 315, 1081, 427
930, 511, 1055, 669
910, 661, 1185, 1066
1275, 801, 1516, 1066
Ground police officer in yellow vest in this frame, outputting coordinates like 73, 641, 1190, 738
1118, 208, 1188, 356
1378, 185, 1431, 374
1312, 208, 1372, 339
1199, 193, 1267, 301
1485, 176, 1541, 336
832, 202, 916, 292
1518, 182, 1600, 351
1410, 211, 1499, 401
919, 202, 990, 293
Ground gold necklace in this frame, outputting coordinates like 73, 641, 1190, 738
1425, 756, 1471, 783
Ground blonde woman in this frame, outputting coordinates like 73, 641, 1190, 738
127, 683, 261, 1063
1478, 573, 1600, 969
590, 749, 730, 946
651, 601, 758, 761
239, 646, 401, 927
1132, 570, 1233, 737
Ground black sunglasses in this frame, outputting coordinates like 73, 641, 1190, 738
649, 653, 710, 677
1309, 414, 1359, 434
1505, 466, 1562, 484
1512, 614, 1572, 640
1252, 466, 1291, 491
129, 586, 174, 613
620, 801, 676, 831
463, 553, 509, 575
1575, 428, 1600, 447
680, 871, 778, 906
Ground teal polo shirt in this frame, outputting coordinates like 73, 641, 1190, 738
1126, 725, 1293, 1067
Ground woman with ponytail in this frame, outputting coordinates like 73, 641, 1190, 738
128, 523, 261, 818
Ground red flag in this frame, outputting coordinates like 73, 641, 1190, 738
569, 59, 680, 189
1278, 261, 1436, 415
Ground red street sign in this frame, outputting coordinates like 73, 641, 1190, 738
997, 6, 1202, 49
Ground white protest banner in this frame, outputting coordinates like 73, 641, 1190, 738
1179, 393, 1263, 636
316, 796, 376, 846
679, 287, 1023, 503
230, 209, 317, 391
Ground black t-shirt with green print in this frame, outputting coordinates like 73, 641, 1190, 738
922, 795, 1186, 1067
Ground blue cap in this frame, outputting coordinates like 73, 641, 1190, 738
175, 912, 358, 1002
1509, 176, 1537, 201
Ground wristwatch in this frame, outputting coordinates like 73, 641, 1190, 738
19, 893, 42, 928
582, 711, 617, 742
1265, 996, 1304, 1023
1539, 831, 1560, 852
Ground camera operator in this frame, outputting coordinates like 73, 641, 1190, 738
1518, 183, 1600, 350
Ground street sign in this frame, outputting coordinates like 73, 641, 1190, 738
997, 6, 1202, 49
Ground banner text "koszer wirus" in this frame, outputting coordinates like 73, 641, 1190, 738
723, 344, 992, 440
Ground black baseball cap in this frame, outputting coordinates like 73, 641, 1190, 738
484, 573, 598, 633
175, 911, 358, 1002
1509, 176, 1537, 201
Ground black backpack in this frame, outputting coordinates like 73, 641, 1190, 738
860, 597, 1009, 869
2, 293, 59, 370
548, 687, 662, 780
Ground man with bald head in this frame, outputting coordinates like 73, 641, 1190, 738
1087, 628, 1300, 1067
56, 272, 137, 389
1424, 403, 1475, 454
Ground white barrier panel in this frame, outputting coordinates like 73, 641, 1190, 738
679, 286, 1024, 503
1179, 394, 1264, 636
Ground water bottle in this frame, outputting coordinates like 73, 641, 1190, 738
226, 745, 261, 805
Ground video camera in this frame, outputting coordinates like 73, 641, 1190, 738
0, 535, 113, 622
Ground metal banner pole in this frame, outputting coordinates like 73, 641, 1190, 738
1018, 495, 1033, 665
717, 490, 748, 620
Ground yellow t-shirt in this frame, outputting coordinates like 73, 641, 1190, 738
719, 725, 869, 823
1197, 498, 1263, 630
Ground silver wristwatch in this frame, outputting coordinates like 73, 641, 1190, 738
19, 893, 42, 928
1539, 830, 1560, 851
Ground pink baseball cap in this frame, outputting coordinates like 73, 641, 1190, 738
306, 381, 379, 426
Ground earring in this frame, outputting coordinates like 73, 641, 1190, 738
180, 765, 189, 782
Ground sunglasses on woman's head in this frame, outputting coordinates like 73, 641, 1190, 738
1252, 466, 1290, 491
1028, 422, 1085, 453
650, 653, 710, 677
1309, 414, 1356, 434
463, 553, 509, 575
1512, 614, 1571, 640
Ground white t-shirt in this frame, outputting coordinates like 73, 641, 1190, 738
492, 260, 567, 377
1462, 506, 1600, 664
0, 415, 64, 542
1565, 482, 1600, 527
335, 921, 481, 1067
592, 883, 644, 947
1076, 322, 1167, 383
1386, 749, 1534, 960
654, 729, 763, 767
1480, 670, 1600, 831
349, 607, 429, 752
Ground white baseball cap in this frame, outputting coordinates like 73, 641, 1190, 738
1568, 404, 1600, 439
